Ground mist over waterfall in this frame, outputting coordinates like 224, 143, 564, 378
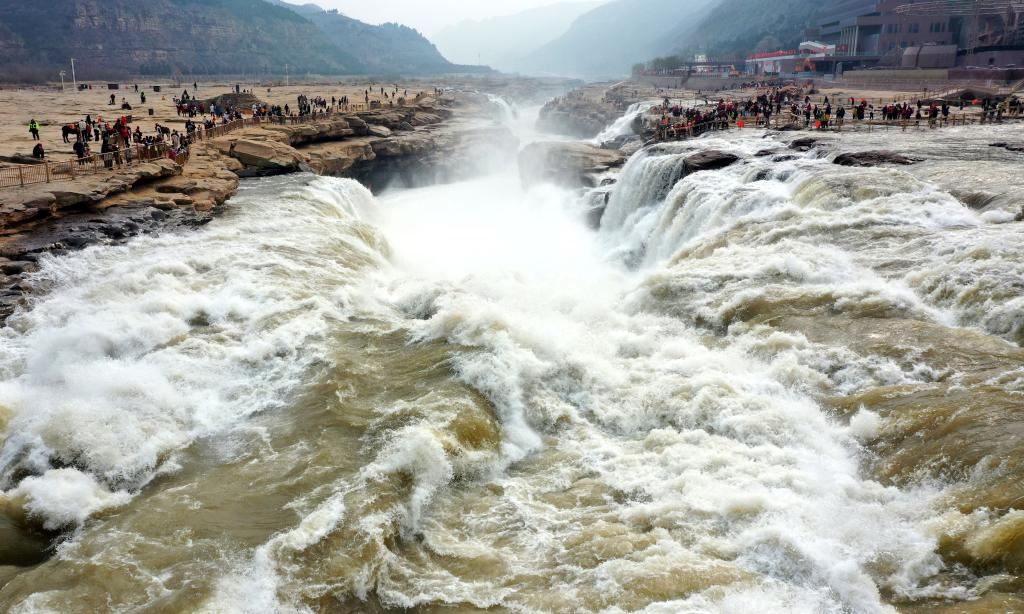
0, 100, 1023, 614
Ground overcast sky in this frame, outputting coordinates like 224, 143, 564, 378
300, 0, 585, 35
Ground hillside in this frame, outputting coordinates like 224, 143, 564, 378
272, 1, 478, 74
516, 0, 717, 79
0, 0, 478, 82
434, 2, 603, 71
0, 0, 361, 81
657, 0, 825, 59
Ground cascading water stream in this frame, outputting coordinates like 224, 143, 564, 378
592, 101, 655, 145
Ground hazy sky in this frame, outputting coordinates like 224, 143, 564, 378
302, 0, 587, 34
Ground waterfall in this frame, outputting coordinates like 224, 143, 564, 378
2, 102, 1024, 614
484, 93, 517, 125
592, 101, 654, 145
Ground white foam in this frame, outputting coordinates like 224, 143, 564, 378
0, 176, 385, 530
849, 408, 883, 442
2, 468, 132, 530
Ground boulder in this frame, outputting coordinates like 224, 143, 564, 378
683, 150, 740, 173
600, 135, 641, 151
990, 142, 1024, 152
833, 151, 919, 167
344, 116, 369, 135
519, 142, 627, 188
368, 125, 392, 138
789, 137, 818, 151
228, 139, 305, 176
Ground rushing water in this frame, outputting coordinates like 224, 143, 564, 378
593, 101, 655, 146
0, 106, 1022, 613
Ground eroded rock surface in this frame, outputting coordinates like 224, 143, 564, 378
518, 141, 627, 189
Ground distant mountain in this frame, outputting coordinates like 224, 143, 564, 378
270, 0, 482, 75
0, 0, 482, 82
662, 0, 824, 59
516, 0, 717, 79
0, 0, 360, 81
433, 2, 603, 71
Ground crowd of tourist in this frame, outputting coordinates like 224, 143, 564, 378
651, 84, 1022, 141
40, 113, 193, 167
14, 81, 445, 175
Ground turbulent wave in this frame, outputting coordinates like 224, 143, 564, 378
0, 177, 385, 531
0, 110, 1023, 613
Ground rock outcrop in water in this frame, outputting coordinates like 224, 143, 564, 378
205, 107, 516, 190
989, 142, 1024, 153
789, 137, 819, 152
537, 96, 626, 139
683, 150, 740, 173
833, 151, 920, 167
226, 140, 308, 177
518, 141, 627, 188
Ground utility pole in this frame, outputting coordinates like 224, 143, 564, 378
70, 58, 77, 91
59, 70, 66, 92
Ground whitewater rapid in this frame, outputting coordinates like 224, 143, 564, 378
0, 104, 1022, 613
593, 101, 655, 145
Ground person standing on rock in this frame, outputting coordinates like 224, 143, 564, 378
28, 119, 40, 140
141, 91, 146, 104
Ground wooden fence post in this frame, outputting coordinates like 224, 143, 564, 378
18, 167, 24, 187
45, 161, 50, 183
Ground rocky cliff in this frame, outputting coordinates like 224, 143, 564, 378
537, 96, 625, 139
209, 107, 518, 190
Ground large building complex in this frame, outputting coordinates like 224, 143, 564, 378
747, 0, 1024, 75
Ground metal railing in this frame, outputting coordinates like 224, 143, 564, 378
0, 143, 186, 189
181, 106, 379, 142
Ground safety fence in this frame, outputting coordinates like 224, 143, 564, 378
0, 143, 186, 189
187, 111, 345, 142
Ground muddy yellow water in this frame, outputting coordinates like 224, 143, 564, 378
0, 115, 1022, 613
